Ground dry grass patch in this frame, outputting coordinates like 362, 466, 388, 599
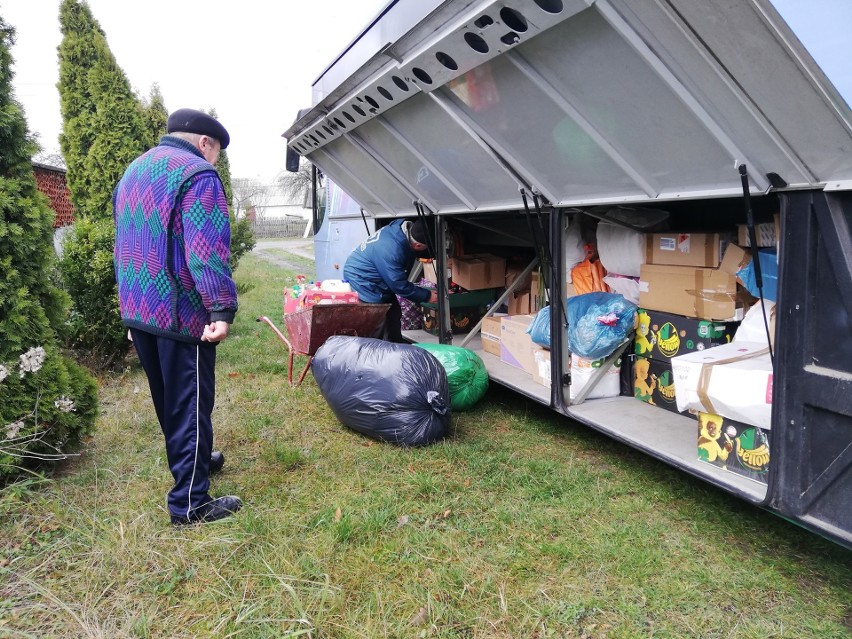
1, 253, 850, 638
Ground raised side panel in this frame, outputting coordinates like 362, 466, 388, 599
773, 190, 852, 549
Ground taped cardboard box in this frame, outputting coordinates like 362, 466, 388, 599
645, 232, 726, 268
500, 314, 537, 374
671, 341, 773, 430
533, 348, 551, 387
697, 412, 770, 484
639, 263, 738, 319
737, 214, 779, 248
480, 314, 504, 357
453, 254, 506, 291
508, 272, 543, 315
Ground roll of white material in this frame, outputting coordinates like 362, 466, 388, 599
596, 222, 645, 277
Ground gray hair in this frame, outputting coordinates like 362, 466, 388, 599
169, 131, 206, 146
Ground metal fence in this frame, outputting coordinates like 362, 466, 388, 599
249, 217, 312, 239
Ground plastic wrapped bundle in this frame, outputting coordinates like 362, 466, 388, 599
312, 336, 450, 446
413, 343, 489, 411
527, 306, 551, 348
567, 292, 638, 361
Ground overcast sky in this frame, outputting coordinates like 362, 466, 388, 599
3, 0, 850, 185
2, 0, 390, 185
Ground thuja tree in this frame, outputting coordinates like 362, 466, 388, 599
140, 83, 168, 150
56, 0, 148, 365
0, 16, 97, 478
207, 110, 255, 271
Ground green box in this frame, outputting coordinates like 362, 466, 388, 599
420, 288, 498, 310
634, 308, 740, 361
420, 289, 498, 336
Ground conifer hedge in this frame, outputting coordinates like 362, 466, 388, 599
56, 0, 148, 365
0, 16, 97, 478
55, 2, 254, 363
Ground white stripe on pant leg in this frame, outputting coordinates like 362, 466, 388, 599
186, 345, 201, 518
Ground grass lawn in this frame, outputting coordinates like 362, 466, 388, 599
1, 252, 850, 638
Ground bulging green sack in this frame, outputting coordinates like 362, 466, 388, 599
413, 343, 489, 411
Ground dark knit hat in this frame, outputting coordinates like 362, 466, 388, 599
167, 108, 230, 149
409, 219, 429, 245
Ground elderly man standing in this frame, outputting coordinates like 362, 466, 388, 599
113, 108, 241, 526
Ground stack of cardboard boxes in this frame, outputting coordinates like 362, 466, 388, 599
421, 254, 505, 335
634, 233, 744, 414
633, 227, 778, 485
471, 260, 551, 387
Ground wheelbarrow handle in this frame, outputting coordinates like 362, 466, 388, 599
256, 316, 292, 352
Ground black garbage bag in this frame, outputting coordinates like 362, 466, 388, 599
312, 336, 450, 446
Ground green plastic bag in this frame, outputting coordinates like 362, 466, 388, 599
413, 343, 489, 411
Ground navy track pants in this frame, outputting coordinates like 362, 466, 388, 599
130, 329, 217, 518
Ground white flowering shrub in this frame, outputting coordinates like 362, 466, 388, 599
0, 345, 98, 478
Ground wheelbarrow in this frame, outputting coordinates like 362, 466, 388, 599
257, 303, 391, 386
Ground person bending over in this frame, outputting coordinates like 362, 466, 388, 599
343, 218, 438, 342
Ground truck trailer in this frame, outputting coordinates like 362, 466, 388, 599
283, 0, 852, 549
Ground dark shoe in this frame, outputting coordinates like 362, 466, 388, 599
170, 495, 242, 526
209, 450, 225, 474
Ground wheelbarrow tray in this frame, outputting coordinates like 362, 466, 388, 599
284, 303, 391, 355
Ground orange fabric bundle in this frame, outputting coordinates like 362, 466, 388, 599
571, 258, 610, 295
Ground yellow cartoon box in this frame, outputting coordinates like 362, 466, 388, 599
634, 309, 740, 362
697, 412, 770, 484
633, 356, 689, 415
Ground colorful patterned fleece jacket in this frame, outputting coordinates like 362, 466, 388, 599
113, 136, 238, 343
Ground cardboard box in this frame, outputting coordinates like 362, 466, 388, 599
453, 254, 506, 291
634, 309, 740, 361
646, 233, 726, 268
671, 341, 773, 430
697, 412, 770, 484
737, 214, 779, 248
638, 263, 738, 320
633, 356, 689, 415
533, 348, 551, 387
505, 261, 532, 292
500, 315, 536, 374
508, 272, 543, 315
480, 314, 504, 356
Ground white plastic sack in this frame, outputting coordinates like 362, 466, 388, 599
569, 356, 621, 401
733, 300, 776, 347
564, 218, 586, 282
603, 275, 640, 305
596, 222, 645, 277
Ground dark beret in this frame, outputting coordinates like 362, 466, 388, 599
167, 108, 230, 149
409, 218, 429, 245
